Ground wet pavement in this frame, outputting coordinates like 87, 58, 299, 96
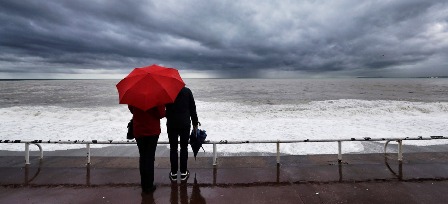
1, 152, 448, 203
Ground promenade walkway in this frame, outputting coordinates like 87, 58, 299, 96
1, 152, 448, 203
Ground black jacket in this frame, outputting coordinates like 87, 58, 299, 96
166, 87, 198, 129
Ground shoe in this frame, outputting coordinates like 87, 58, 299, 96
169, 172, 177, 181
180, 170, 190, 181
142, 184, 157, 194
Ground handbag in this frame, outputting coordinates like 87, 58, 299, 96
127, 119, 134, 140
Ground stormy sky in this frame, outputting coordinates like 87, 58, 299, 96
0, 0, 447, 78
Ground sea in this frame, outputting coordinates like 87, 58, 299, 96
1, 78, 448, 154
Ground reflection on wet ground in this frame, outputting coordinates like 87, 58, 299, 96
169, 176, 206, 204
16, 156, 411, 188
1, 152, 448, 203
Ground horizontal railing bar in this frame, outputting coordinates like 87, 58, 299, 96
0, 136, 446, 145
205, 137, 440, 144
9, 136, 447, 166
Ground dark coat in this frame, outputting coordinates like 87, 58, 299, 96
166, 87, 198, 129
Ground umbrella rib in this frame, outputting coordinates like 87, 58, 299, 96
116, 69, 147, 101
119, 75, 151, 108
147, 75, 175, 106
150, 74, 185, 99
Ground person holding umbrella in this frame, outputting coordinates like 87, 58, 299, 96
116, 64, 185, 193
166, 86, 199, 182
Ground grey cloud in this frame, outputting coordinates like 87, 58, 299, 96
0, 0, 447, 78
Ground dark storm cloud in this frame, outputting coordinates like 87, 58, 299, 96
0, 0, 447, 78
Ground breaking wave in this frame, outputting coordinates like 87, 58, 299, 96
1, 99, 448, 154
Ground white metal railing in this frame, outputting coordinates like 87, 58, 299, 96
1, 136, 446, 166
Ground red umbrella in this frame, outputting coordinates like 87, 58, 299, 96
116, 64, 185, 110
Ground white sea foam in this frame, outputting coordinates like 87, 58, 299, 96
1, 99, 448, 154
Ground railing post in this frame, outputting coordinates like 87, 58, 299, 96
25, 143, 30, 165
384, 140, 391, 154
213, 143, 217, 166
338, 141, 342, 162
86, 144, 91, 165
276, 141, 280, 165
397, 140, 403, 161
35, 144, 43, 160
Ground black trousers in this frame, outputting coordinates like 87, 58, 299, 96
136, 136, 159, 190
168, 127, 190, 173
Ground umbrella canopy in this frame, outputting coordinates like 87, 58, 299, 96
116, 64, 185, 110
189, 128, 207, 160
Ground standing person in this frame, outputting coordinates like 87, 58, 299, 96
166, 87, 199, 181
129, 105, 165, 193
